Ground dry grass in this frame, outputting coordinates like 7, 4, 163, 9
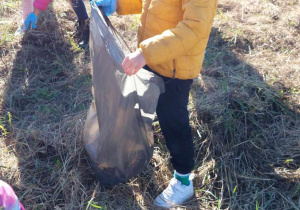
0, 0, 299, 209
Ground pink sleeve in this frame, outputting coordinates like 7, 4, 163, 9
33, 0, 51, 11
0, 180, 25, 210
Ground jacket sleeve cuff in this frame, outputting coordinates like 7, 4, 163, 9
33, 0, 51, 11
139, 45, 152, 66
139, 34, 172, 66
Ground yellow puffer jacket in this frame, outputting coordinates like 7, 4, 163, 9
117, 0, 218, 79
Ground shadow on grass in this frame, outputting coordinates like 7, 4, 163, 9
190, 27, 300, 210
1, 2, 97, 209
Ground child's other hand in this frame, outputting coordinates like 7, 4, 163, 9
122, 50, 146, 76
24, 12, 38, 30
95, 0, 117, 16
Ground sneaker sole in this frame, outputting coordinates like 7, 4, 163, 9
153, 193, 194, 209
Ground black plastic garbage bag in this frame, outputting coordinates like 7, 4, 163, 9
84, 2, 164, 185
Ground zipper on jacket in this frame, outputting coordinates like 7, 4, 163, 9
172, 59, 176, 78
164, 69, 176, 84
172, 69, 176, 78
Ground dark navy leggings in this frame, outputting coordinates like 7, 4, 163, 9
71, 0, 89, 21
144, 65, 195, 174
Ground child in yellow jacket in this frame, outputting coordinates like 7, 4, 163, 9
96, 0, 218, 208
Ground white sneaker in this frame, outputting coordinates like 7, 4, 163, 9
154, 176, 194, 208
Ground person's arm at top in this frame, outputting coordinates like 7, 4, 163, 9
95, 0, 142, 16
116, 0, 142, 15
33, 0, 51, 11
24, 0, 51, 30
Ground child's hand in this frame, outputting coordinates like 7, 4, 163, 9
122, 50, 146, 76
95, 0, 117, 16
24, 12, 38, 30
